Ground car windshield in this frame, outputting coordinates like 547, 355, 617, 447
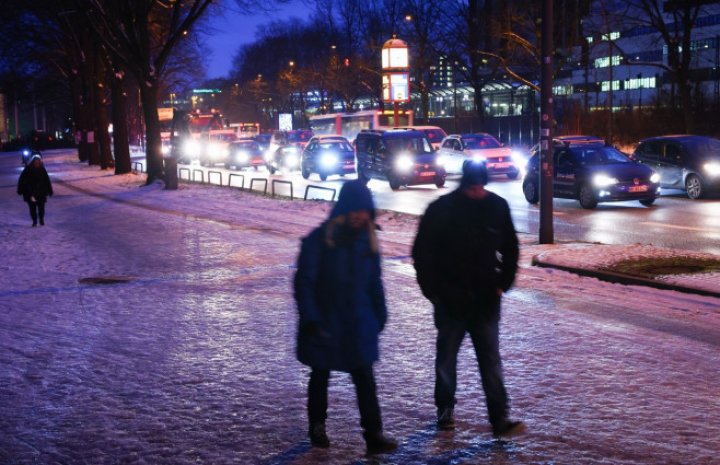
423, 129, 447, 141
386, 137, 433, 154
237, 142, 259, 150
462, 136, 502, 149
684, 137, 720, 159
289, 131, 313, 143
572, 146, 632, 165
319, 141, 353, 152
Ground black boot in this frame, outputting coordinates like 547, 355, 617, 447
364, 431, 398, 455
309, 422, 330, 448
492, 419, 526, 438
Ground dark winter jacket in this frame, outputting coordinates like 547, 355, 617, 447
294, 181, 386, 371
17, 156, 53, 203
412, 188, 519, 318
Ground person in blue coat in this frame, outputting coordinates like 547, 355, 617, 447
294, 180, 397, 455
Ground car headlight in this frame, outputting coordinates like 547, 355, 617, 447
23, 149, 30, 156
286, 153, 299, 167
319, 152, 338, 168
264, 151, 273, 162
511, 150, 526, 166
650, 172, 660, 183
436, 155, 447, 166
236, 151, 249, 163
592, 173, 618, 187
183, 140, 200, 156
161, 145, 170, 155
704, 162, 720, 177
395, 153, 415, 172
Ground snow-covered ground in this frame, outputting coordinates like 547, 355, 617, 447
1, 150, 719, 465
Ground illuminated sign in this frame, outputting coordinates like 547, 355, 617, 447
192, 89, 222, 94
382, 73, 409, 102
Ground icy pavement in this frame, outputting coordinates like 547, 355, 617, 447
1, 150, 719, 465
532, 243, 720, 298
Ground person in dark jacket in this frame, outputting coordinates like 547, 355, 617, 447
294, 180, 398, 455
17, 154, 53, 227
412, 160, 525, 438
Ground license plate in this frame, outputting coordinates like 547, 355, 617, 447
488, 162, 510, 169
628, 185, 648, 193
419, 171, 436, 177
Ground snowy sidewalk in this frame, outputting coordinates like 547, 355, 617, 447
1, 150, 719, 465
532, 243, 720, 298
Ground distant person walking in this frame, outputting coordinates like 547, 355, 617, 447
294, 180, 398, 456
17, 154, 53, 227
412, 160, 525, 438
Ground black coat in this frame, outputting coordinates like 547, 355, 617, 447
17, 163, 53, 203
412, 188, 519, 317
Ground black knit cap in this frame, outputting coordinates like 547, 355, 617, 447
460, 159, 488, 187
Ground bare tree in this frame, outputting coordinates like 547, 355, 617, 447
84, 0, 214, 184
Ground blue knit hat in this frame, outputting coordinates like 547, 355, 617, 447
330, 180, 376, 219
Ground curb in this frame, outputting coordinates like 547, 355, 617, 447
532, 257, 720, 299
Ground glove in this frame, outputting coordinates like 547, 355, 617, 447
30, 196, 36, 203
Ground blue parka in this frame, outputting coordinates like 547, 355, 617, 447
294, 181, 387, 372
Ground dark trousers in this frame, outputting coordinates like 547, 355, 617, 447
27, 199, 46, 224
308, 366, 383, 434
434, 307, 509, 427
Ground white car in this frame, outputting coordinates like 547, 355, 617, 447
437, 133, 521, 179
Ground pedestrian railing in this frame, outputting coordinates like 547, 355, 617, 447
179, 167, 191, 181
131, 161, 144, 173
249, 178, 268, 195
207, 170, 223, 186
271, 180, 293, 199
228, 173, 245, 189
192, 169, 205, 183
304, 185, 337, 202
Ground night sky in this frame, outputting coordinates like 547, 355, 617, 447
204, 0, 306, 79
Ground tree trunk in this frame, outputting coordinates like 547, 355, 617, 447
111, 72, 131, 175
139, 81, 164, 184
69, 69, 88, 163
95, 48, 113, 170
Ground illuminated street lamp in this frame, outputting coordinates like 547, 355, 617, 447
381, 36, 409, 126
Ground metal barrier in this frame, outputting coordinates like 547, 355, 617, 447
249, 178, 268, 195
131, 161, 144, 173
228, 173, 245, 189
207, 170, 223, 186
192, 169, 205, 183
304, 185, 337, 202
271, 180, 294, 199
179, 167, 191, 180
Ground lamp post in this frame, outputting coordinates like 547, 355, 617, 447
381, 36, 409, 126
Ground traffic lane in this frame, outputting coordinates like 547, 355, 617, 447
169, 161, 720, 254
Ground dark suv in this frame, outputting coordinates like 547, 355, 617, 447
523, 141, 660, 209
355, 129, 446, 190
632, 135, 720, 199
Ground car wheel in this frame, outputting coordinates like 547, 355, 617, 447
301, 165, 310, 180
685, 174, 704, 199
267, 164, 276, 174
388, 174, 401, 191
319, 173, 328, 181
522, 179, 539, 204
639, 198, 656, 207
507, 171, 519, 180
435, 176, 445, 188
578, 183, 598, 209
